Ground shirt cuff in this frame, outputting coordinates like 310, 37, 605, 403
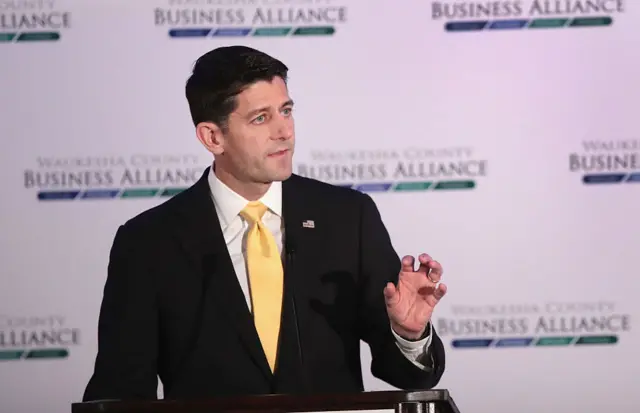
391, 322, 434, 371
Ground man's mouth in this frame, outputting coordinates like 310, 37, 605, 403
268, 149, 289, 157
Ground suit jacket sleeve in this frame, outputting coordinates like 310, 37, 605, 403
82, 224, 159, 401
357, 193, 446, 389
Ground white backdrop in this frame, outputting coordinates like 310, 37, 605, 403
1, 0, 638, 412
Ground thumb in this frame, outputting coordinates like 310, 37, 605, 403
383, 282, 399, 305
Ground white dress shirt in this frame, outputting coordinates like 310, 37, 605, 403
207, 167, 433, 370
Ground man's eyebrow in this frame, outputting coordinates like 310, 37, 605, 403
246, 99, 295, 118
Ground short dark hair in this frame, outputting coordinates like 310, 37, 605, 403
185, 45, 289, 129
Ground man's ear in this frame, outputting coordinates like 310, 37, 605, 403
196, 121, 225, 155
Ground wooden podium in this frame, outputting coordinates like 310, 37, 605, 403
71, 390, 461, 413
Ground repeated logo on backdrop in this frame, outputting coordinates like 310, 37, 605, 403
0, 314, 80, 361
155, 0, 348, 38
432, 0, 625, 32
0, 0, 70, 43
570, 139, 640, 185
436, 301, 631, 349
295, 147, 487, 193
23, 154, 207, 201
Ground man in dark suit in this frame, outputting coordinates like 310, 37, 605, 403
82, 45, 448, 401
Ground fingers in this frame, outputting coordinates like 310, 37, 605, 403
417, 253, 443, 283
401, 255, 415, 272
433, 283, 447, 300
424, 283, 447, 308
416, 254, 432, 274
383, 282, 400, 306
428, 261, 443, 283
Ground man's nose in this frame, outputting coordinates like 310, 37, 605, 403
271, 117, 293, 140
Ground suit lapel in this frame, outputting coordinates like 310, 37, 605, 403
281, 176, 314, 381
170, 167, 273, 382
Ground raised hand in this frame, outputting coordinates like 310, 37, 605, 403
383, 254, 447, 340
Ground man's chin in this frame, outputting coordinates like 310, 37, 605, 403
254, 167, 292, 184
270, 170, 293, 182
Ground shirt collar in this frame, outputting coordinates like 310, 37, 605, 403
207, 165, 282, 230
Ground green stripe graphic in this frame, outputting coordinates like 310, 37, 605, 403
0, 348, 69, 360
18, 32, 60, 41
392, 180, 475, 191
0, 33, 16, 42
536, 337, 574, 346
253, 27, 291, 36
0, 32, 61, 42
529, 18, 569, 28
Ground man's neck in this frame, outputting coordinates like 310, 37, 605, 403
214, 165, 270, 201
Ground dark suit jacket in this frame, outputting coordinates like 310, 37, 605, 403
82, 168, 445, 401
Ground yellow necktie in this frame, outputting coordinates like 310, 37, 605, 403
240, 201, 284, 373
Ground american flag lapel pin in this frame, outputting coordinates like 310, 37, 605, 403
302, 220, 315, 229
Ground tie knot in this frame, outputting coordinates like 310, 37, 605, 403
240, 201, 268, 225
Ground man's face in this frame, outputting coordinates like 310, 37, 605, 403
220, 76, 295, 184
